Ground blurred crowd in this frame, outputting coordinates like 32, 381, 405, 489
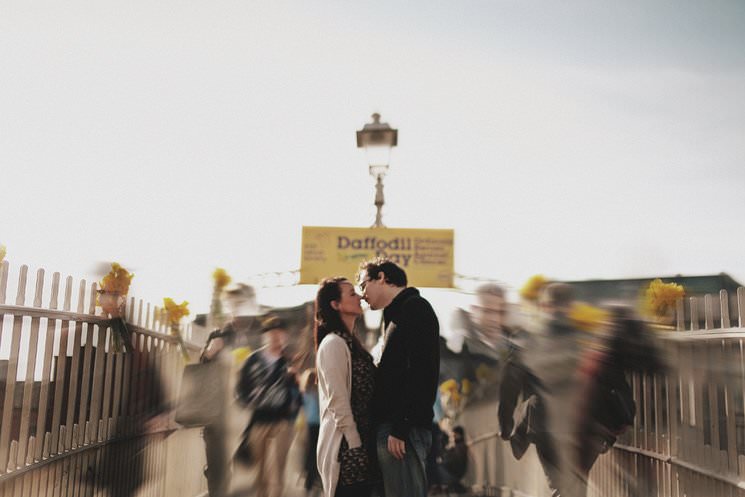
180, 262, 663, 497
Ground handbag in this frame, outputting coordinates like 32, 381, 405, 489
174, 360, 228, 427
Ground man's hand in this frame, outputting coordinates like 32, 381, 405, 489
387, 435, 406, 460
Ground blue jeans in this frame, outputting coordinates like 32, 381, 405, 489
376, 424, 432, 497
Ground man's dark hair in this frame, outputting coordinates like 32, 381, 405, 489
359, 257, 407, 287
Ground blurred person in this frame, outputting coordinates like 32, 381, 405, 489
222, 283, 264, 351
359, 258, 440, 497
573, 307, 665, 496
443, 284, 523, 488
199, 325, 237, 497
315, 277, 378, 497
437, 426, 469, 494
498, 283, 585, 497
196, 282, 262, 496
95, 344, 169, 496
457, 284, 525, 398
300, 368, 321, 497
235, 315, 301, 497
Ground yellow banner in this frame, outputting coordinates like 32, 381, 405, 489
300, 226, 454, 288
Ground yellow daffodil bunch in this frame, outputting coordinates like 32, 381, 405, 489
643, 279, 685, 319
440, 378, 459, 395
440, 379, 462, 407
520, 274, 549, 302
569, 302, 610, 333
439, 378, 473, 422
210, 268, 232, 329
99, 263, 134, 296
163, 298, 190, 326
96, 263, 135, 352
97, 263, 134, 317
213, 268, 231, 291
163, 298, 191, 361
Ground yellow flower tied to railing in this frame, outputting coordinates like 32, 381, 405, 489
98, 262, 135, 353
569, 302, 610, 333
163, 298, 190, 361
99, 262, 134, 297
644, 279, 685, 321
210, 268, 231, 329
213, 268, 231, 291
520, 274, 548, 302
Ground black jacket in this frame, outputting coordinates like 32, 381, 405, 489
236, 349, 301, 423
373, 287, 440, 439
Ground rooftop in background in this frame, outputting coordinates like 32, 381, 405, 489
562, 273, 743, 306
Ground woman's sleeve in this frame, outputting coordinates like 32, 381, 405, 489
317, 338, 362, 448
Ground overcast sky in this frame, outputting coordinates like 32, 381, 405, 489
1, 0, 744, 316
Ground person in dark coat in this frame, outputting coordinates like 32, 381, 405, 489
358, 258, 440, 497
235, 315, 301, 497
438, 426, 469, 493
573, 307, 665, 493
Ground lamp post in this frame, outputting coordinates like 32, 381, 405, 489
357, 113, 398, 228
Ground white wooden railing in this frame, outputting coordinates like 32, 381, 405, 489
0, 260, 207, 496
463, 288, 745, 497
589, 289, 745, 497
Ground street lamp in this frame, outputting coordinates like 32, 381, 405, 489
357, 113, 398, 228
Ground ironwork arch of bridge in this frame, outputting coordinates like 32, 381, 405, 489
2, 259, 745, 496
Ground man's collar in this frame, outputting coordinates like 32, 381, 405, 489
383, 287, 419, 324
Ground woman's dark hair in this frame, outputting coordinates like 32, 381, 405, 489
314, 277, 349, 352
314, 277, 366, 353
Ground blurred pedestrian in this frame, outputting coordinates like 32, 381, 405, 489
573, 307, 665, 495
300, 368, 321, 497
199, 325, 237, 497
499, 283, 584, 497
437, 426, 469, 494
235, 315, 301, 497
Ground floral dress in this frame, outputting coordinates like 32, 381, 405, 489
334, 330, 378, 487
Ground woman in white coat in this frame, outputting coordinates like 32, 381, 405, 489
314, 277, 377, 497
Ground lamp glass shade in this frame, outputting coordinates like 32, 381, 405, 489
365, 144, 391, 170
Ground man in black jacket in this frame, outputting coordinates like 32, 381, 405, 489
358, 258, 440, 497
